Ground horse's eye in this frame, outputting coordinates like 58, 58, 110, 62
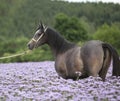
38, 32, 42, 36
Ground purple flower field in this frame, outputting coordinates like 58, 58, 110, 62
0, 61, 120, 101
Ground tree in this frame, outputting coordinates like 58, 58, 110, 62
93, 23, 120, 53
54, 13, 88, 43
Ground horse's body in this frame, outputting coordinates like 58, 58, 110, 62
55, 45, 83, 80
28, 23, 120, 81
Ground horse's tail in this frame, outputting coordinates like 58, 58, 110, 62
102, 43, 120, 77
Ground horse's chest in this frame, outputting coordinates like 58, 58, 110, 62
55, 55, 67, 78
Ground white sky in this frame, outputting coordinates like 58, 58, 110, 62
63, 0, 120, 4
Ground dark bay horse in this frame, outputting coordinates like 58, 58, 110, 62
28, 23, 120, 81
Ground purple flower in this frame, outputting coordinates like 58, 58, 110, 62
0, 61, 120, 100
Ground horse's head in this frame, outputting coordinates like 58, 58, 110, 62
28, 22, 48, 50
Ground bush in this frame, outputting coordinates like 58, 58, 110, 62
0, 37, 53, 63
93, 23, 120, 54
54, 13, 88, 43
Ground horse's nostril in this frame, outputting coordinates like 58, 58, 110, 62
27, 43, 34, 50
27, 44, 31, 48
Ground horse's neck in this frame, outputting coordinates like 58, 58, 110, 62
52, 40, 75, 57
47, 29, 75, 57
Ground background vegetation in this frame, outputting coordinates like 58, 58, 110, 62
0, 0, 120, 62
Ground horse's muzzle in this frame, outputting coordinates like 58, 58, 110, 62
27, 41, 35, 50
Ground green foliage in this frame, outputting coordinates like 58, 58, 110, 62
93, 23, 120, 53
0, 0, 120, 38
54, 13, 88, 42
0, 0, 120, 62
0, 38, 53, 63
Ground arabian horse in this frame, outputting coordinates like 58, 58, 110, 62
28, 23, 120, 81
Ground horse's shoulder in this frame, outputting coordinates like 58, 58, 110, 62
55, 46, 81, 64
66, 46, 80, 54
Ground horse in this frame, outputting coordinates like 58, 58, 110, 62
27, 22, 120, 81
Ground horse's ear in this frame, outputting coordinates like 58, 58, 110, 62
40, 21, 44, 32
40, 21, 42, 26
39, 21, 47, 32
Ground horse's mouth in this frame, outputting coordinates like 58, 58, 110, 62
27, 44, 34, 50
28, 47, 33, 50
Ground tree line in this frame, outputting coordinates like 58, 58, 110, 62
0, 0, 120, 62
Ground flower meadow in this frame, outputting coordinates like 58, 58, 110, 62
0, 61, 120, 101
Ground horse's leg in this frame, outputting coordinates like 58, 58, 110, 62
88, 59, 103, 77
83, 55, 104, 78
99, 49, 111, 81
81, 47, 104, 78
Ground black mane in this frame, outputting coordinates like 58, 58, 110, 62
46, 27, 76, 55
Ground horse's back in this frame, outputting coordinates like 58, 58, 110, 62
81, 40, 104, 76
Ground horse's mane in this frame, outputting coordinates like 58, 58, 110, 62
46, 27, 76, 53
